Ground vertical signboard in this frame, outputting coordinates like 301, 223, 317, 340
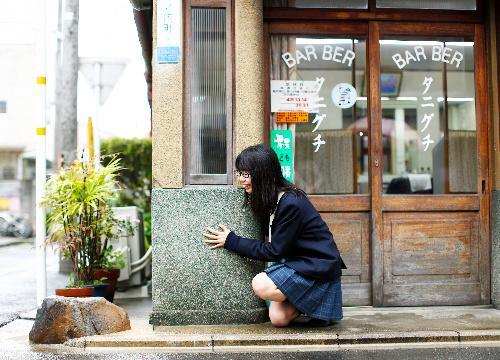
157, 0, 181, 64
271, 130, 294, 183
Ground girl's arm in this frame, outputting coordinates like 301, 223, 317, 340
223, 201, 302, 261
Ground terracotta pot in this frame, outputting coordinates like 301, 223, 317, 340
93, 268, 120, 302
55, 287, 94, 297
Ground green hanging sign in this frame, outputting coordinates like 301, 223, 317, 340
270, 129, 294, 183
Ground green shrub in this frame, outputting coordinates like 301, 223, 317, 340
101, 138, 152, 247
41, 158, 126, 285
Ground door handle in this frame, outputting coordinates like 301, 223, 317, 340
482, 179, 486, 195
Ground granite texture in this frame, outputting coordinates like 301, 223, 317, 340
152, 0, 183, 189
492, 190, 500, 309
234, 0, 265, 156
150, 186, 268, 325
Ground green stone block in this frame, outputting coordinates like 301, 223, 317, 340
150, 186, 268, 325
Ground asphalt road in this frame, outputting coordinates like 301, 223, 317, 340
0, 241, 67, 323
2, 347, 500, 360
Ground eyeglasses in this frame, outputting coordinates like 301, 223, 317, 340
234, 170, 251, 179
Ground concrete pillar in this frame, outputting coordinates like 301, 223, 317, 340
234, 0, 265, 156
489, 0, 500, 309
151, 0, 183, 189
149, 0, 267, 325
149, 187, 267, 325
492, 191, 500, 308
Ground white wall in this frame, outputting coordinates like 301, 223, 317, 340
77, 0, 151, 154
0, 1, 38, 155
0, 0, 151, 163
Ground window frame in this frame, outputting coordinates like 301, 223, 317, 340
183, 0, 234, 185
264, 0, 485, 23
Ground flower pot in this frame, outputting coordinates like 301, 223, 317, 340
90, 284, 109, 297
55, 287, 94, 297
86, 284, 109, 297
93, 268, 120, 302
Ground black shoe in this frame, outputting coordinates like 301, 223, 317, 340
291, 317, 334, 328
306, 318, 334, 327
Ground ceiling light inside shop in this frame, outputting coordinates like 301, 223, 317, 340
437, 97, 474, 102
445, 42, 474, 47
296, 38, 359, 45
379, 40, 473, 47
396, 97, 418, 101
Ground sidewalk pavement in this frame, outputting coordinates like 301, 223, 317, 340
63, 302, 500, 352
4, 297, 500, 354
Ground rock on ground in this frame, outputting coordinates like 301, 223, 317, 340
29, 295, 131, 344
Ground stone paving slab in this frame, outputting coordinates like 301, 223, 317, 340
62, 306, 500, 350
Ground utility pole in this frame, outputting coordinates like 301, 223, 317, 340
54, 0, 79, 166
35, 0, 48, 306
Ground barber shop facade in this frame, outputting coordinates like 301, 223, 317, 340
150, 0, 500, 324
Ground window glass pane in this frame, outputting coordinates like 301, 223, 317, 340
270, 36, 368, 194
380, 38, 476, 195
191, 8, 227, 175
0, 101, 6, 113
264, 0, 368, 9
377, 0, 476, 10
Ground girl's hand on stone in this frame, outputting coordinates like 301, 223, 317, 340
203, 224, 230, 250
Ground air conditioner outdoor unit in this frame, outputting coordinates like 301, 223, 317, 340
110, 206, 149, 287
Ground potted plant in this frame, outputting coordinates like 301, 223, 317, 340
88, 277, 109, 298
55, 273, 93, 297
41, 157, 125, 297
93, 244, 127, 302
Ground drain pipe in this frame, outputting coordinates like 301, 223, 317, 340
130, 246, 152, 275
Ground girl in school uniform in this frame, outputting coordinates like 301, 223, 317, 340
203, 144, 346, 327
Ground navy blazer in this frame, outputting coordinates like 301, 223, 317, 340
224, 191, 346, 281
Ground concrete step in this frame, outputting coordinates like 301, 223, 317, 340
65, 327, 500, 349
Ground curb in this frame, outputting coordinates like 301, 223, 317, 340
0, 313, 19, 328
65, 330, 500, 349
0, 238, 32, 247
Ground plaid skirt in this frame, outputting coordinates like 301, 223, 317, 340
264, 263, 343, 321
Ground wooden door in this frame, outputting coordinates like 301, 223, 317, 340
265, 21, 490, 306
370, 22, 490, 306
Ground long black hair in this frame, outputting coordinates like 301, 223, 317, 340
235, 144, 303, 225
